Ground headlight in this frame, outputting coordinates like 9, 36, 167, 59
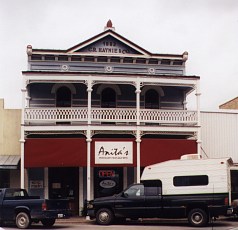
87, 201, 94, 209
232, 199, 238, 207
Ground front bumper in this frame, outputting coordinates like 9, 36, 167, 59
87, 209, 96, 218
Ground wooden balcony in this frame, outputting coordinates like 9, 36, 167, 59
24, 107, 198, 126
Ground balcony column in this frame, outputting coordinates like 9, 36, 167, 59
20, 81, 27, 189
135, 79, 141, 183
136, 130, 141, 183
135, 79, 141, 125
87, 78, 93, 125
86, 129, 92, 202
196, 80, 202, 157
86, 78, 93, 209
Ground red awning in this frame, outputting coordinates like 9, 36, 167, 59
25, 137, 197, 168
140, 139, 197, 166
25, 138, 87, 168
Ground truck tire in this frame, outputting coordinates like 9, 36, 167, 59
188, 208, 208, 227
96, 208, 114, 225
16, 212, 31, 229
41, 219, 56, 227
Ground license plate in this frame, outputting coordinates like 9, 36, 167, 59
58, 214, 64, 218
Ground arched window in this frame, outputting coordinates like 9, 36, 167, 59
145, 89, 159, 109
101, 88, 116, 108
56, 86, 72, 107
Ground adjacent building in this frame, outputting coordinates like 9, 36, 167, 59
0, 99, 21, 188
21, 21, 201, 215
219, 97, 238, 110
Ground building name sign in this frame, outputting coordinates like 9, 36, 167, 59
87, 41, 130, 54
95, 141, 133, 164
80, 37, 138, 55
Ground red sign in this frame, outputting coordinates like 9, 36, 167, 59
99, 170, 115, 178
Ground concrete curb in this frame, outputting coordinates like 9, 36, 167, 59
56, 217, 94, 224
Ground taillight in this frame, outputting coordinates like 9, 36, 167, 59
68, 202, 72, 210
224, 197, 229, 205
42, 202, 47, 211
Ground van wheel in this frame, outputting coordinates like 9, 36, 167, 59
16, 212, 31, 229
96, 208, 114, 225
188, 208, 208, 227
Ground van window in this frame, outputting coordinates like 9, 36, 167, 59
173, 175, 208, 187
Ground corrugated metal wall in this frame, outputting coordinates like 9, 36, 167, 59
201, 111, 238, 162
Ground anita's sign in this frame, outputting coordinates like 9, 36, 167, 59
95, 141, 133, 164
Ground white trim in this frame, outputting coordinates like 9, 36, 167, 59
23, 74, 197, 89
24, 124, 199, 133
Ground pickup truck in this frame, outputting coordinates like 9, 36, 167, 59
86, 181, 232, 227
0, 188, 70, 229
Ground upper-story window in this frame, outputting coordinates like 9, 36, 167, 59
145, 89, 159, 109
101, 88, 116, 108
56, 86, 72, 107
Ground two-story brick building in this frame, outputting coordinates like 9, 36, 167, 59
21, 21, 201, 215
0, 99, 21, 188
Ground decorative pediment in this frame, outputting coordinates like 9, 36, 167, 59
67, 27, 151, 56
75, 35, 142, 55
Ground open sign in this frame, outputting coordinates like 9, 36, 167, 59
99, 170, 115, 178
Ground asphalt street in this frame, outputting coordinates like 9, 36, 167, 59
1, 217, 238, 230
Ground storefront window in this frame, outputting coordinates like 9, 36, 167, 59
0, 170, 10, 188
94, 168, 123, 198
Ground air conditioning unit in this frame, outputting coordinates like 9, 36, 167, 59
180, 154, 202, 160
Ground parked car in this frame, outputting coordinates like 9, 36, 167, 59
0, 188, 71, 229
87, 156, 234, 227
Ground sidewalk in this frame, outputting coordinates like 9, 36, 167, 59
56, 217, 94, 224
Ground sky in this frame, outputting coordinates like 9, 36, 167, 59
0, 0, 238, 110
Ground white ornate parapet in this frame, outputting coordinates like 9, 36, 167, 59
24, 107, 197, 125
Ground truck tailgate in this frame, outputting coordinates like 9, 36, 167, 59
45, 199, 69, 210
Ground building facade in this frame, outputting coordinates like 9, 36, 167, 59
21, 21, 201, 215
201, 111, 238, 162
0, 99, 21, 187
219, 97, 238, 110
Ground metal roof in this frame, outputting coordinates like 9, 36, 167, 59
0, 155, 20, 169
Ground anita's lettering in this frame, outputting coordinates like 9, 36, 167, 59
98, 146, 129, 156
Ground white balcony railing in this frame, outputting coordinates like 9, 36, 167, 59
24, 108, 197, 125
24, 107, 198, 125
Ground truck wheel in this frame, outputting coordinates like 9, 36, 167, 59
41, 219, 56, 227
96, 208, 114, 225
16, 212, 31, 229
188, 208, 208, 227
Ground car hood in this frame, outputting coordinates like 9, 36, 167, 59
93, 194, 118, 203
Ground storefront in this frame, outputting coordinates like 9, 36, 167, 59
22, 21, 200, 216
25, 136, 197, 215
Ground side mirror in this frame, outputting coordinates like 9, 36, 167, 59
122, 192, 128, 198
